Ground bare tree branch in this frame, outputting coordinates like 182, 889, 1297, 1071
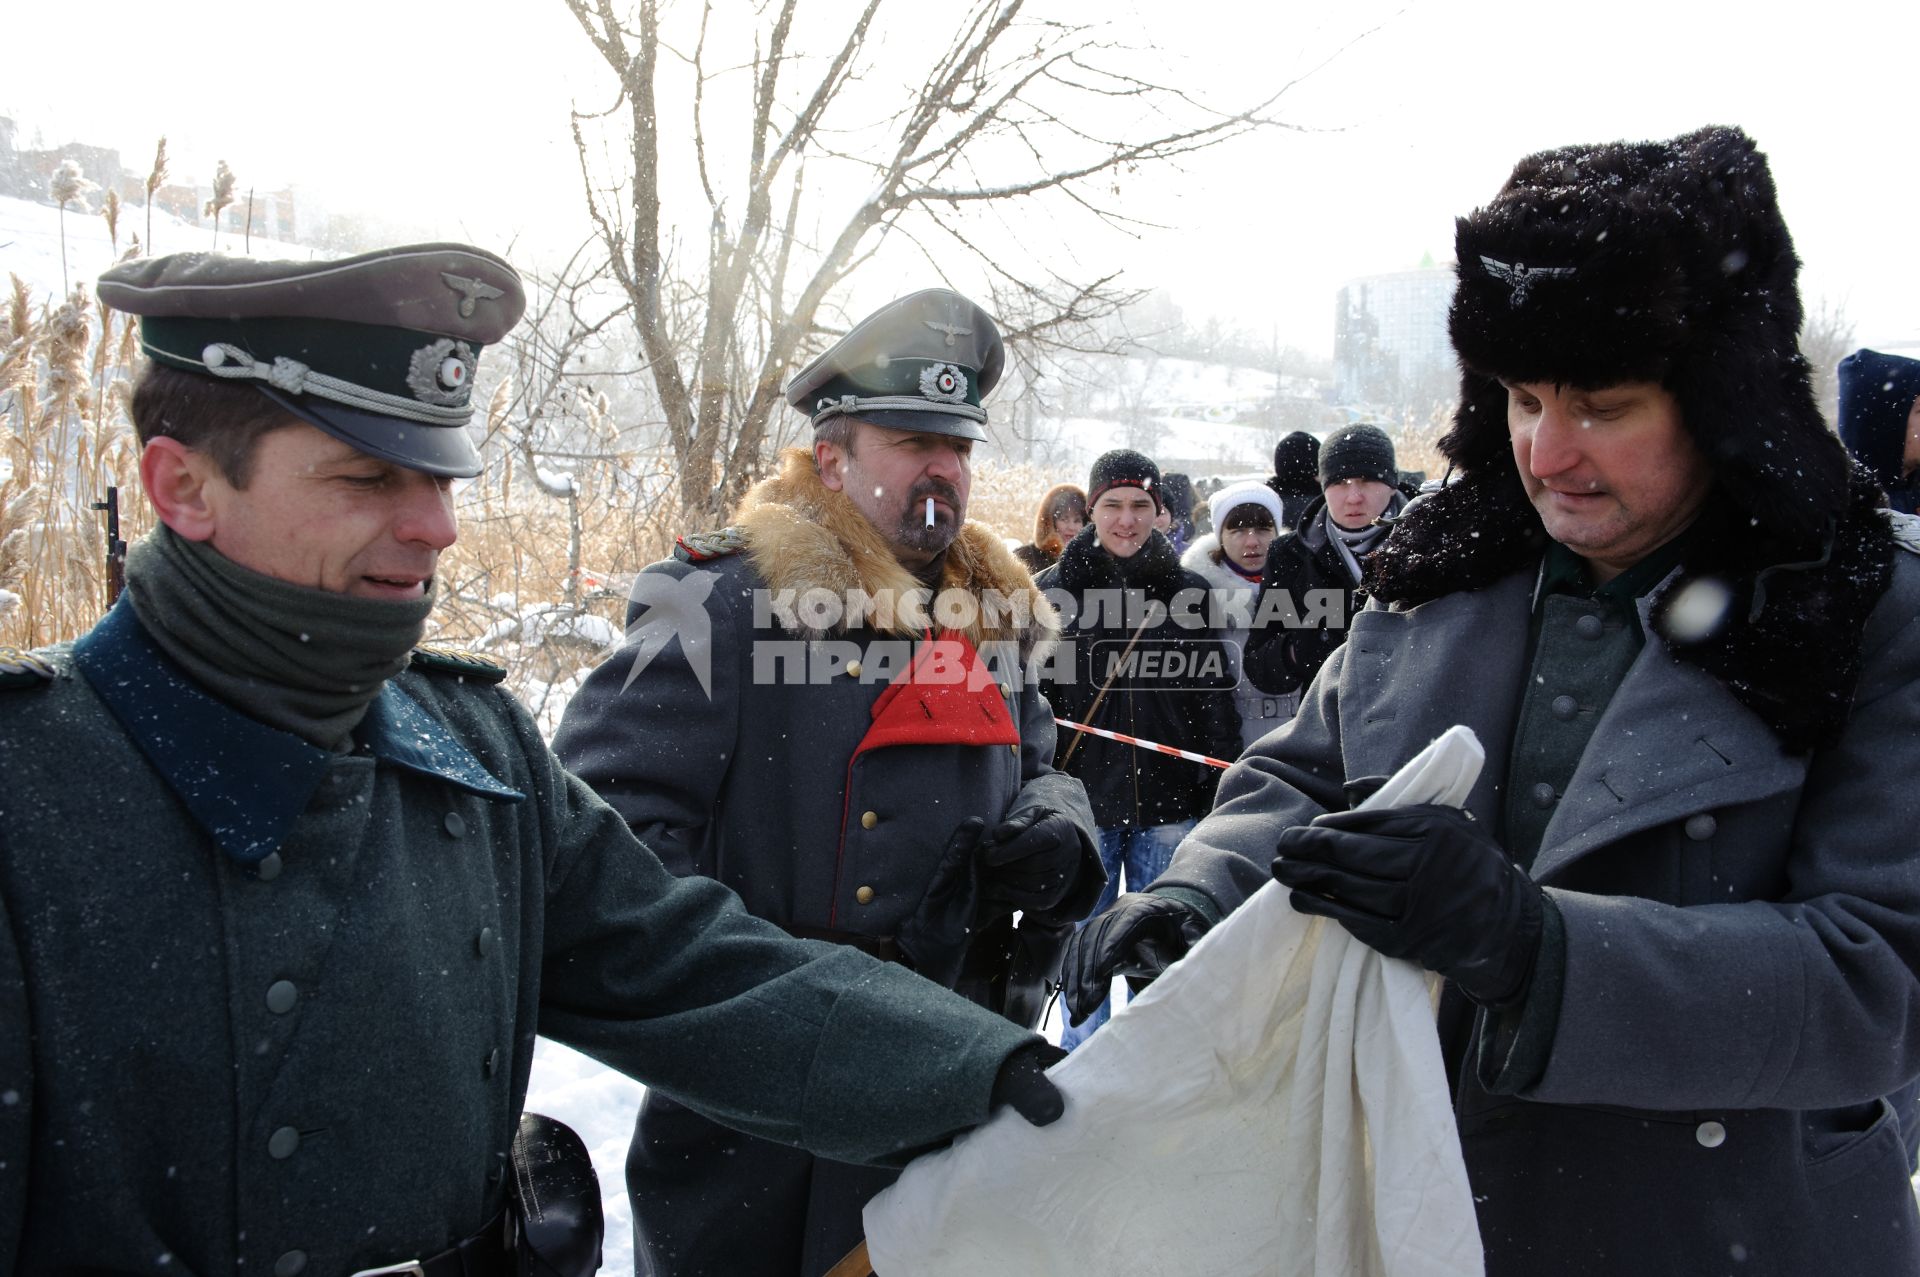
563, 0, 1363, 519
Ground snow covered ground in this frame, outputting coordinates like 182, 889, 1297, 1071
0, 192, 314, 304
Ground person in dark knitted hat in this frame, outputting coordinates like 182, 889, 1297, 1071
1062, 125, 1920, 1276
1268, 430, 1322, 527
1035, 447, 1239, 1052
1838, 348, 1920, 514
1160, 472, 1198, 554
1086, 448, 1163, 513
1238, 422, 1408, 700
1317, 423, 1396, 488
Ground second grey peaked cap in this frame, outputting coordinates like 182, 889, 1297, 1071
785, 290, 1005, 442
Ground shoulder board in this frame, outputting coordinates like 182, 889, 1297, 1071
1885, 509, 1920, 558
0, 645, 56, 690
675, 526, 748, 564
409, 643, 508, 684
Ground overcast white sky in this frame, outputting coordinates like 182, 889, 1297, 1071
6, 0, 1916, 355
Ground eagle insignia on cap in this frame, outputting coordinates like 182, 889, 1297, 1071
1479, 256, 1576, 307
442, 272, 507, 319
919, 363, 968, 403
923, 319, 973, 347
406, 338, 478, 406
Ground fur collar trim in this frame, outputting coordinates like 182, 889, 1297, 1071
1367, 469, 1895, 753
1051, 524, 1188, 602
732, 448, 1058, 659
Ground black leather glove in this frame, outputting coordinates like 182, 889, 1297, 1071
1272, 803, 1544, 1007
979, 808, 1084, 914
989, 1041, 1068, 1126
1060, 892, 1213, 1026
896, 817, 985, 986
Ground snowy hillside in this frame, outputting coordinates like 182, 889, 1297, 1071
1020, 354, 1335, 479
0, 192, 315, 302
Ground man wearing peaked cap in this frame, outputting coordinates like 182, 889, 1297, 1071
0, 255, 1070, 1274
98, 241, 524, 476
785, 286, 1004, 441
1066, 126, 1920, 1275
555, 288, 1100, 1277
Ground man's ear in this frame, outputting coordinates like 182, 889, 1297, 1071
139, 437, 221, 542
815, 434, 849, 493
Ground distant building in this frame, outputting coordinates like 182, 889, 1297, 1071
17, 142, 126, 203
1333, 261, 1455, 409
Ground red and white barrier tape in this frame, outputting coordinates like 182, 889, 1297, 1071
1053, 717, 1233, 771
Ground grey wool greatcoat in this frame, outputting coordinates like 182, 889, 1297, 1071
0, 602, 1039, 1277
552, 447, 1100, 1277
1158, 549, 1920, 1277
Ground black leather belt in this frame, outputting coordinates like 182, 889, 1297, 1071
350, 1208, 514, 1277
785, 923, 905, 964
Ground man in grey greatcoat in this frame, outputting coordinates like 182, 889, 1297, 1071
0, 247, 1066, 1277
553, 289, 1101, 1277
1065, 125, 1920, 1275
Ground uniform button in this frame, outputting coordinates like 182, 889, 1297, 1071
855, 886, 876, 905
1696, 1120, 1727, 1149
476, 926, 495, 958
1550, 695, 1578, 721
265, 980, 298, 1015
255, 852, 283, 882
268, 1126, 300, 1159
444, 811, 467, 838
1530, 783, 1557, 809
861, 810, 879, 830
273, 1250, 307, 1277
1684, 814, 1717, 840
484, 1047, 501, 1077
846, 660, 863, 679
1009, 744, 1020, 755
1574, 614, 1604, 640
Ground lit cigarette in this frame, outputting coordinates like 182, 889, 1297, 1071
925, 497, 935, 527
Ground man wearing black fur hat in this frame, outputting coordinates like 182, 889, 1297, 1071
1063, 125, 1920, 1274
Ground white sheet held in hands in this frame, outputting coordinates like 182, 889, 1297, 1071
864, 725, 1489, 1277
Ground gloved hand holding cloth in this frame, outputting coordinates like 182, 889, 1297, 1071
1273, 803, 1546, 1007
1059, 891, 1212, 1026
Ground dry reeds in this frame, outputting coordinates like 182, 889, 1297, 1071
0, 279, 146, 647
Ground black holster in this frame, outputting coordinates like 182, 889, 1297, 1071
510, 1112, 604, 1277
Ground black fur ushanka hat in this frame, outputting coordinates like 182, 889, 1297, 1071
1440, 125, 1849, 553
1368, 126, 1897, 754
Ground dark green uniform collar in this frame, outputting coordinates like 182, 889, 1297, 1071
1536, 527, 1695, 635
73, 602, 522, 865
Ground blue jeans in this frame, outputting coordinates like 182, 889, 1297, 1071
1059, 819, 1197, 1051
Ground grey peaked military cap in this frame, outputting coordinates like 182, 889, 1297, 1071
99, 242, 526, 478
785, 289, 1005, 442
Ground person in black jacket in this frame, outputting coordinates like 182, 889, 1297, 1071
1837, 349, 1920, 514
1267, 430, 1323, 528
1242, 424, 1407, 697
1034, 449, 1240, 1049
